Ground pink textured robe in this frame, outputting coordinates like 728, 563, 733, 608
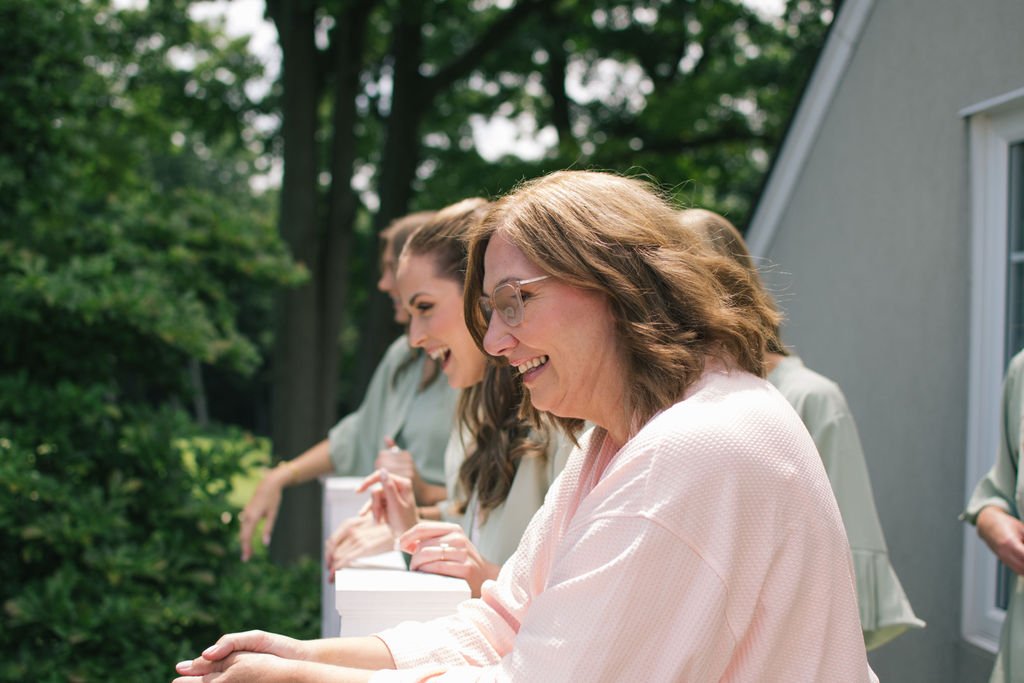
372, 364, 876, 682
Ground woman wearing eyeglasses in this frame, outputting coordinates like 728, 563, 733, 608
175, 171, 874, 682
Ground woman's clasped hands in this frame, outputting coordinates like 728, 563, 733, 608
174, 631, 306, 683
174, 630, 393, 682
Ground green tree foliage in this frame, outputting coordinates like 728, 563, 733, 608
0, 1, 316, 678
410, 0, 839, 219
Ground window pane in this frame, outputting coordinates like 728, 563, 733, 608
1009, 142, 1024, 254
999, 142, 1024, 611
1007, 142, 1024, 366
1008, 262, 1024, 364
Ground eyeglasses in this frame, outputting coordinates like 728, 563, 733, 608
479, 275, 550, 327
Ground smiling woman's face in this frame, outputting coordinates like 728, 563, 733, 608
479, 232, 627, 439
398, 252, 486, 389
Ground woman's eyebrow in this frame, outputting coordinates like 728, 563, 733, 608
486, 275, 523, 290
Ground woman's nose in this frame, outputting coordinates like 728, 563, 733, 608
482, 314, 515, 358
408, 316, 426, 348
377, 270, 393, 294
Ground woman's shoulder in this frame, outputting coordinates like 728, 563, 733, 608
628, 367, 818, 475
768, 356, 850, 424
769, 356, 843, 400
380, 334, 416, 364
592, 369, 830, 538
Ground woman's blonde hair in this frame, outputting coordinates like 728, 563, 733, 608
677, 208, 788, 356
464, 170, 782, 436
402, 198, 550, 520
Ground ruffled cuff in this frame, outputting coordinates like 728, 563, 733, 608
851, 548, 926, 650
960, 496, 1013, 525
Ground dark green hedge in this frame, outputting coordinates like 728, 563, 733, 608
0, 375, 318, 682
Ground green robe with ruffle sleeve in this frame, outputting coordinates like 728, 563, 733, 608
770, 355, 924, 650
964, 349, 1024, 682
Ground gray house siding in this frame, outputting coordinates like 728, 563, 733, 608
746, 0, 1024, 680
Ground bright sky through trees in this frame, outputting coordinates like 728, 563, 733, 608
120, 0, 791, 170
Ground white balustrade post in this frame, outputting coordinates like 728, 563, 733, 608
321, 477, 369, 638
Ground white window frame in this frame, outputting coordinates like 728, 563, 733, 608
962, 87, 1024, 653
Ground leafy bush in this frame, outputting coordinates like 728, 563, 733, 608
0, 379, 319, 682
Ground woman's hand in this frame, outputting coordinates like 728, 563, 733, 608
397, 522, 499, 598
324, 514, 395, 582
374, 438, 416, 481
358, 469, 419, 535
174, 651, 291, 682
977, 506, 1024, 575
238, 467, 290, 561
174, 630, 307, 682
374, 438, 447, 505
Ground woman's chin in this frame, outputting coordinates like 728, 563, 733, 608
445, 368, 480, 390
526, 391, 554, 415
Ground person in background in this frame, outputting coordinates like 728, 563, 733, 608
354, 198, 571, 597
176, 170, 875, 682
239, 211, 459, 562
963, 347, 1024, 682
679, 207, 924, 651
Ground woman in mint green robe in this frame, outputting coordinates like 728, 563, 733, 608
769, 354, 925, 650
964, 348, 1024, 682
328, 333, 458, 486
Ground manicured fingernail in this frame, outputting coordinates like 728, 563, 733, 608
176, 660, 193, 671
380, 468, 389, 482
203, 645, 217, 656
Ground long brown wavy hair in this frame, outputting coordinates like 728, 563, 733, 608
463, 170, 782, 438
402, 198, 550, 519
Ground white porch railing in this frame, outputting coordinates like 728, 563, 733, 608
321, 477, 470, 638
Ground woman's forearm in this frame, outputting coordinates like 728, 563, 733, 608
417, 505, 441, 521
280, 439, 335, 484
413, 480, 448, 505
303, 636, 397, 671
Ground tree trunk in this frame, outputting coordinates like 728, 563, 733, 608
352, 0, 426, 394
268, 1, 323, 563
319, 1, 374, 433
